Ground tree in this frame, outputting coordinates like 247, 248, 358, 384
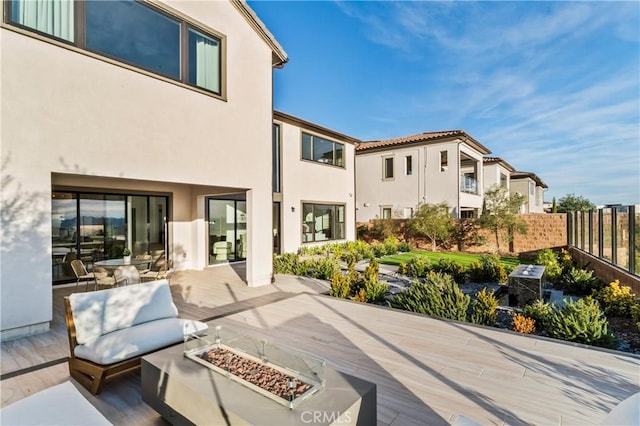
551, 197, 557, 213
409, 202, 454, 251
479, 185, 527, 253
556, 194, 595, 212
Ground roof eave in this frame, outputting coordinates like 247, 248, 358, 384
231, 0, 288, 68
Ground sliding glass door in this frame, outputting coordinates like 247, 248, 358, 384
207, 197, 246, 264
51, 191, 168, 284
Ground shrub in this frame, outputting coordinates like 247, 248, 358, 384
370, 243, 387, 258
273, 253, 300, 275
469, 288, 499, 326
364, 279, 389, 304
330, 273, 351, 299
307, 257, 341, 280
596, 280, 637, 318
546, 297, 615, 348
561, 267, 603, 295
432, 258, 467, 284
535, 248, 562, 282
398, 262, 408, 275
397, 241, 412, 253
632, 304, 640, 331
405, 256, 431, 278
468, 254, 508, 283
512, 314, 536, 334
343, 240, 374, 262
292, 259, 311, 276
392, 273, 470, 322
351, 288, 367, 303
383, 236, 400, 255
523, 300, 553, 331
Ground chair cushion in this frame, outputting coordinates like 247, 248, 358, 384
0, 381, 112, 425
69, 279, 178, 345
74, 318, 208, 364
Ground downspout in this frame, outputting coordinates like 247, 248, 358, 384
457, 140, 462, 219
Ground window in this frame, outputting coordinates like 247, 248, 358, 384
10, 0, 74, 42
440, 150, 448, 170
405, 156, 413, 175
500, 173, 508, 188
529, 182, 535, 195
301, 133, 344, 167
382, 207, 392, 219
272, 124, 281, 193
7, 0, 223, 95
302, 203, 345, 243
383, 157, 394, 179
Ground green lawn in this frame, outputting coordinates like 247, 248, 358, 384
378, 250, 523, 269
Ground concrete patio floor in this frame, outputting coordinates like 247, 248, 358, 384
1, 264, 639, 425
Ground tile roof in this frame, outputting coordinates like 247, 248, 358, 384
356, 130, 491, 154
511, 171, 548, 188
483, 156, 516, 172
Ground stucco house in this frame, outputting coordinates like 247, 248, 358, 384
482, 157, 515, 192
355, 130, 491, 221
273, 111, 358, 254
1, 0, 288, 339
510, 171, 548, 213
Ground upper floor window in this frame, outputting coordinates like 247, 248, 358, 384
6, 0, 223, 95
301, 133, 344, 167
529, 182, 535, 195
405, 155, 413, 175
383, 157, 394, 179
500, 173, 508, 188
440, 150, 448, 170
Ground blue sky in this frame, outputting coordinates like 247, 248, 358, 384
249, 1, 640, 206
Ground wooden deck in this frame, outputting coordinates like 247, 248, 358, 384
2, 265, 639, 425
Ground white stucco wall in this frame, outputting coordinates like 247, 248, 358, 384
0, 0, 277, 337
483, 163, 511, 191
276, 119, 356, 254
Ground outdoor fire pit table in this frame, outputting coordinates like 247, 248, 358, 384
141, 325, 377, 425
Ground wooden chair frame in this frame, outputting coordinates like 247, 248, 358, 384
64, 297, 142, 395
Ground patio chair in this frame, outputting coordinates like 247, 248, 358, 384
93, 266, 125, 291
140, 257, 168, 282
114, 265, 141, 286
134, 254, 152, 275
70, 259, 96, 292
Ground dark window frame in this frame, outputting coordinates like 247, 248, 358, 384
383, 157, 394, 179
4, 0, 224, 96
405, 155, 413, 175
301, 202, 346, 243
300, 132, 345, 168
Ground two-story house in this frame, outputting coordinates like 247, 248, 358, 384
355, 130, 491, 221
482, 157, 515, 192
510, 171, 548, 213
1, 0, 287, 339
273, 111, 358, 254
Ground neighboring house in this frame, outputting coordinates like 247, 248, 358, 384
273, 111, 358, 254
482, 157, 515, 192
355, 130, 491, 221
510, 171, 548, 213
1, 0, 287, 339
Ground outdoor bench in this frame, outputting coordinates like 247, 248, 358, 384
64, 279, 208, 395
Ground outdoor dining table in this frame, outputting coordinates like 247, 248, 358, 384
94, 258, 150, 274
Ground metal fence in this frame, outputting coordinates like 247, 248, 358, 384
567, 205, 638, 276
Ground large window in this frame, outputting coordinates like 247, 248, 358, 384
302, 203, 345, 243
301, 133, 344, 167
7, 0, 223, 95
52, 191, 167, 284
